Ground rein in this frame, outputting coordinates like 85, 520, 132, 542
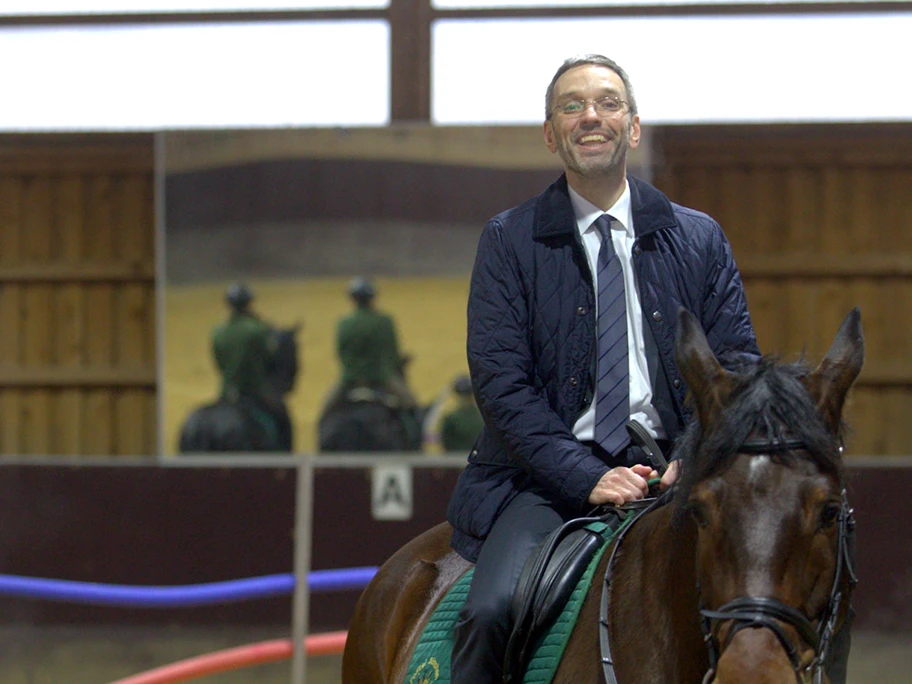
598, 491, 673, 684
698, 438, 858, 684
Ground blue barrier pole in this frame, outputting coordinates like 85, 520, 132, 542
0, 566, 378, 608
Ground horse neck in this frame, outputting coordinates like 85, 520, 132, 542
608, 503, 706, 681
620, 503, 698, 599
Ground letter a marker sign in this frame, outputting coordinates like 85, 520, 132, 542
371, 465, 413, 520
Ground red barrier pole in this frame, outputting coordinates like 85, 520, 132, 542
107, 631, 348, 684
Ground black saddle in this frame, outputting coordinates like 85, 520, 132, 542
503, 508, 629, 684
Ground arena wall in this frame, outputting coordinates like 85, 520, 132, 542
0, 134, 156, 456
0, 458, 908, 633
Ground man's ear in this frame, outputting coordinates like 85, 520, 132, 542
543, 120, 557, 154
629, 115, 641, 148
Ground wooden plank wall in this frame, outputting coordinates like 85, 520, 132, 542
653, 124, 912, 456
0, 135, 156, 456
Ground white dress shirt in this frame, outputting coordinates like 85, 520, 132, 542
569, 181, 666, 443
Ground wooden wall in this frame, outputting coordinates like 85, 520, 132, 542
0, 135, 156, 455
653, 124, 912, 456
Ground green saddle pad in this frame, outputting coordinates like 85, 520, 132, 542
405, 521, 618, 684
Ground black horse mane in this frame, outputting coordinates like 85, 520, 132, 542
671, 355, 846, 511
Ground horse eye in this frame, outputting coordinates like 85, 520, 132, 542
820, 502, 841, 529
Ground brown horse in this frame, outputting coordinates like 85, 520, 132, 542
342, 308, 863, 683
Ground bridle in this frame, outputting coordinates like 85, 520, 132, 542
697, 436, 858, 684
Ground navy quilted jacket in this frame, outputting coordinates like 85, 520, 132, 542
447, 174, 759, 562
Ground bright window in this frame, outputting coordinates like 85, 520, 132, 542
433, 14, 912, 124
0, 21, 390, 130
433, 0, 875, 7
0, 1, 388, 14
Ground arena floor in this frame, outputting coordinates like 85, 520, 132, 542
0, 626, 908, 683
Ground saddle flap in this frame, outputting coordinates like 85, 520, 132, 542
533, 528, 605, 625
505, 524, 610, 683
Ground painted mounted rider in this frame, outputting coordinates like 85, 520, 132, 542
211, 282, 293, 451
324, 277, 418, 413
440, 374, 484, 453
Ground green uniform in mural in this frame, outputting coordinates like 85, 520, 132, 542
212, 312, 275, 402
321, 276, 418, 426
336, 308, 402, 388
440, 402, 484, 452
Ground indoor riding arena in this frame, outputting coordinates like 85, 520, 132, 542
2, 4, 912, 684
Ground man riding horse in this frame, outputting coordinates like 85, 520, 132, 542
445, 54, 852, 683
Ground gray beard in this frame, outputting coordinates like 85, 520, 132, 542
557, 130, 629, 178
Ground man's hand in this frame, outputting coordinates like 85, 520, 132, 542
658, 459, 681, 491
588, 464, 657, 506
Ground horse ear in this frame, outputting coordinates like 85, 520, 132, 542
805, 307, 865, 435
674, 308, 736, 430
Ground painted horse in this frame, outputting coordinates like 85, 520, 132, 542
317, 386, 422, 453
318, 356, 423, 453
178, 324, 300, 453
342, 307, 862, 683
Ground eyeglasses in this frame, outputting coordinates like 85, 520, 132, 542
552, 96, 628, 119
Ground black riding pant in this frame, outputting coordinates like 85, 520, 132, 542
451, 489, 578, 684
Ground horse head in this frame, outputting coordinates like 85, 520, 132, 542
673, 308, 863, 684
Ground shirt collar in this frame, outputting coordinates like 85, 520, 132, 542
568, 180, 633, 238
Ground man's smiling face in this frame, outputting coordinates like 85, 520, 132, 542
543, 64, 640, 181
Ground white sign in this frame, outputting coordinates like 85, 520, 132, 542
371, 465, 413, 521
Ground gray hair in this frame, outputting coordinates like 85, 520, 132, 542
545, 54, 638, 119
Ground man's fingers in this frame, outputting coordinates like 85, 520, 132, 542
609, 471, 650, 501
590, 466, 657, 505
605, 491, 625, 506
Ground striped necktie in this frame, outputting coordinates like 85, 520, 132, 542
593, 214, 630, 455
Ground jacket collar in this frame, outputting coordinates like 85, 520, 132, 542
533, 174, 677, 240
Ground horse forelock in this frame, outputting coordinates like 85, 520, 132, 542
673, 357, 845, 516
